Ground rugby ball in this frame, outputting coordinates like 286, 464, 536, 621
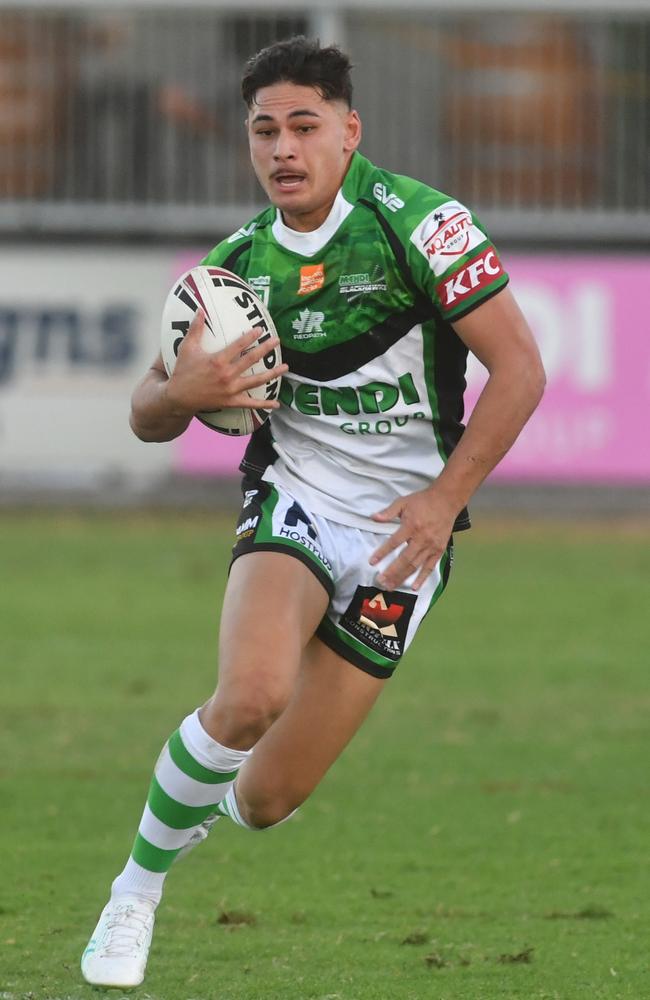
160, 265, 281, 435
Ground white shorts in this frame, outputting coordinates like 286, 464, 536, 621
231, 479, 453, 678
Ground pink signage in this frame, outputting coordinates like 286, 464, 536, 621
467, 255, 650, 481
170, 251, 249, 475
172, 254, 650, 482
178, 420, 248, 475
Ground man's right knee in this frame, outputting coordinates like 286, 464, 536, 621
200, 686, 289, 751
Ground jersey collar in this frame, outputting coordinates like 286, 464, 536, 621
272, 186, 354, 258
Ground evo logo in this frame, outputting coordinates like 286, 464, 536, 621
373, 182, 404, 213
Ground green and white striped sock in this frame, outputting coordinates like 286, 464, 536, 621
111, 709, 250, 904
216, 784, 253, 827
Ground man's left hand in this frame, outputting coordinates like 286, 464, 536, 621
370, 486, 457, 591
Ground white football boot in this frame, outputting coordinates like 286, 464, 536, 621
81, 894, 156, 987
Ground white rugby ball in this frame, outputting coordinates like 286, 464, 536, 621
160, 265, 281, 435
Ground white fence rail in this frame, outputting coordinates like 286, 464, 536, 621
0, 4, 648, 241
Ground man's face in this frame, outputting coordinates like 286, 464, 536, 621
247, 82, 361, 232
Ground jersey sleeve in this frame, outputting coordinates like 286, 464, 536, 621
406, 197, 509, 322
200, 245, 227, 266
200, 237, 248, 269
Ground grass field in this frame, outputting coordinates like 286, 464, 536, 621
1, 510, 649, 1000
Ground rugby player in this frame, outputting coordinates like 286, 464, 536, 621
82, 36, 545, 987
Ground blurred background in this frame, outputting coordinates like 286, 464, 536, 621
1, 0, 649, 514
2, 10, 649, 998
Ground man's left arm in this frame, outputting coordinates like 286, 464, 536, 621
371, 287, 545, 589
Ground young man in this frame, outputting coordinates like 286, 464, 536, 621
81, 37, 545, 988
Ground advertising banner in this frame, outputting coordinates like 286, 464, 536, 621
466, 255, 650, 481
1, 247, 648, 489
175, 253, 650, 483
0, 245, 174, 483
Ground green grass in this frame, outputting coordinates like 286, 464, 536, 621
1, 510, 649, 1000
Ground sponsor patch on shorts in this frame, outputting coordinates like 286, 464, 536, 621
234, 490, 262, 541
231, 483, 335, 596
338, 586, 417, 662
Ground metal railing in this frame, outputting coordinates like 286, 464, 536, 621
0, 2, 648, 241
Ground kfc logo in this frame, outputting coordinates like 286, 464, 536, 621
438, 248, 504, 308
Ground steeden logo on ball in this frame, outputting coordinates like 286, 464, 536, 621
160, 265, 282, 436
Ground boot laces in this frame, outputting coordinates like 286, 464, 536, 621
101, 902, 152, 958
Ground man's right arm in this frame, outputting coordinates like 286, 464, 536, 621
129, 353, 192, 442
129, 311, 287, 443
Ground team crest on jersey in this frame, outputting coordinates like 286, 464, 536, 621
410, 200, 488, 277
298, 263, 325, 295
248, 275, 271, 306
291, 309, 326, 339
340, 587, 417, 661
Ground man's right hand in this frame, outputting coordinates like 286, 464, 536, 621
129, 311, 288, 443
165, 309, 288, 418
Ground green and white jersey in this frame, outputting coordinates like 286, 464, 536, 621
202, 152, 508, 533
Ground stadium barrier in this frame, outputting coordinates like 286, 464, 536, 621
0, 2, 648, 241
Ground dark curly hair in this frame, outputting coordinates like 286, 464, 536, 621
241, 36, 353, 109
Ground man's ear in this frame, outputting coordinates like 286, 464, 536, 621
343, 110, 362, 152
